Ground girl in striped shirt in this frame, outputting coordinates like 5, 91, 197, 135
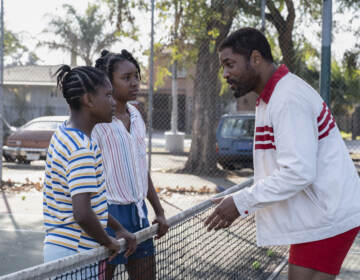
93, 50, 169, 280
43, 65, 136, 265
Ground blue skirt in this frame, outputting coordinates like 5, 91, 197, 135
106, 201, 155, 265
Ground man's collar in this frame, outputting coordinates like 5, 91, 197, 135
257, 64, 289, 105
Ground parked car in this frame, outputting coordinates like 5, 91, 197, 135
216, 113, 255, 170
3, 116, 68, 164
1, 115, 17, 145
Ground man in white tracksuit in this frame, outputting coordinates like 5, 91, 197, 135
205, 27, 360, 280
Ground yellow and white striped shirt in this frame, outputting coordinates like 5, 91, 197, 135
43, 122, 108, 252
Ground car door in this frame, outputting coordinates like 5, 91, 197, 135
217, 117, 237, 156
231, 117, 254, 156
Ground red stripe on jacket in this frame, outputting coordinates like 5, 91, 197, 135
317, 102, 335, 140
255, 143, 276, 150
319, 118, 335, 140
256, 126, 274, 133
317, 102, 327, 122
255, 134, 275, 142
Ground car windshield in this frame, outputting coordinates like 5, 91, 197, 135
220, 118, 255, 139
22, 121, 62, 131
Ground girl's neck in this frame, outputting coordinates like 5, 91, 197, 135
115, 100, 128, 115
67, 111, 94, 138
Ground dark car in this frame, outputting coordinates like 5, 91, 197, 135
3, 115, 68, 164
216, 113, 255, 170
1, 115, 17, 146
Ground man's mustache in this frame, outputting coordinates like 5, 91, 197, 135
226, 78, 237, 85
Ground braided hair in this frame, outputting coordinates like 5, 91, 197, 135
55, 65, 109, 110
95, 49, 141, 82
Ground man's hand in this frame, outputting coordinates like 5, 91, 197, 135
152, 214, 169, 239
204, 196, 240, 231
115, 230, 137, 258
105, 236, 121, 262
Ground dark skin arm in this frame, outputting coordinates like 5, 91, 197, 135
147, 172, 169, 239
72, 193, 122, 261
107, 214, 137, 257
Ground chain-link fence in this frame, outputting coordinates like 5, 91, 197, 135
1, 1, 360, 180
0, 181, 290, 280
1, 0, 360, 279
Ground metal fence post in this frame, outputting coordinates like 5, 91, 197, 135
261, 0, 266, 33
148, 0, 155, 171
171, 61, 178, 133
0, 0, 4, 186
320, 0, 332, 106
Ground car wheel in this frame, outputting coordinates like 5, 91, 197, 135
18, 158, 31, 165
4, 155, 15, 162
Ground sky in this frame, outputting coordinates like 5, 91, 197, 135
4, 0, 359, 66
6, 0, 89, 65
5, 0, 151, 66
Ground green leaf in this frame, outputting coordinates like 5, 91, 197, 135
266, 249, 274, 257
252, 261, 260, 270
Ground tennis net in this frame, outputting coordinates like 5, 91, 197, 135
0, 178, 289, 280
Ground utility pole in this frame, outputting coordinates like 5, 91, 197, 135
261, 0, 266, 33
320, 0, 332, 106
165, 0, 184, 153
0, 0, 4, 186
170, 0, 179, 134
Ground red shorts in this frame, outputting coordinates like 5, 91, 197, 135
289, 226, 360, 275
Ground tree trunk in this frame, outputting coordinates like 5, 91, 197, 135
184, 1, 237, 175
266, 0, 296, 71
278, 28, 296, 71
70, 50, 77, 66
184, 39, 222, 174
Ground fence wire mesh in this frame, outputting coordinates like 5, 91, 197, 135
1, 0, 360, 278
0, 182, 289, 280
1, 1, 359, 176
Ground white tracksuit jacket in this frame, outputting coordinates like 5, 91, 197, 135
233, 65, 360, 246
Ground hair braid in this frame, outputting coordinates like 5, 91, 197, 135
55, 65, 109, 110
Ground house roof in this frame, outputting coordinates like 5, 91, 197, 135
3, 65, 150, 92
4, 65, 61, 86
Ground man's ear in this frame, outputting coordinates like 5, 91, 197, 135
81, 92, 95, 108
250, 50, 262, 67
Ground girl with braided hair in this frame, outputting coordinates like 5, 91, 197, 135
43, 65, 137, 266
93, 50, 169, 280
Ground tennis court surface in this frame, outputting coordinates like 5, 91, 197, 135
0, 180, 290, 280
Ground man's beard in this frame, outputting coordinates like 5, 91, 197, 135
233, 87, 252, 98
229, 80, 254, 98
231, 62, 258, 98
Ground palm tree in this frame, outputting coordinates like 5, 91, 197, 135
39, 4, 121, 66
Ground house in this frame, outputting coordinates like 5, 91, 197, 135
2, 62, 256, 131
141, 48, 196, 133
3, 65, 68, 126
